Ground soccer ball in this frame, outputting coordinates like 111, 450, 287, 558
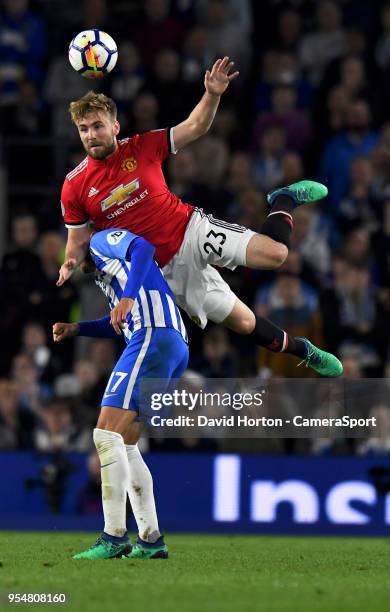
68, 29, 118, 79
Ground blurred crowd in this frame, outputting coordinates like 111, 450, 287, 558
0, 0, 390, 456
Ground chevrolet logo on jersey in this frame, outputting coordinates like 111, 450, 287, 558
100, 178, 140, 211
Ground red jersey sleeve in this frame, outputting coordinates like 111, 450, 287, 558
136, 128, 175, 163
61, 178, 89, 228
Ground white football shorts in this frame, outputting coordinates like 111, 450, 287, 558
162, 208, 255, 329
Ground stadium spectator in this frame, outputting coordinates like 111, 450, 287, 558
255, 52, 313, 113
58, 0, 118, 51
182, 26, 212, 83
1, 212, 40, 283
276, 10, 302, 54
230, 188, 266, 233
309, 404, 346, 456
253, 84, 312, 153
34, 398, 91, 452
375, 3, 390, 72
299, 1, 346, 86
190, 135, 231, 215
313, 85, 350, 153
323, 262, 379, 354
210, 107, 242, 150
132, 0, 186, 68
373, 199, 390, 290
202, 0, 251, 81
255, 272, 323, 377
225, 151, 255, 196
130, 92, 159, 133
0, 213, 41, 371
88, 339, 117, 384
253, 124, 286, 192
194, 0, 252, 35
280, 151, 304, 186
20, 321, 62, 385
53, 373, 81, 400
26, 232, 79, 369
341, 349, 364, 379
325, 85, 350, 135
342, 227, 372, 267
3, 79, 44, 136
44, 56, 99, 139
167, 148, 206, 204
319, 100, 379, 212
276, 249, 317, 290
11, 353, 51, 413
0, 0, 47, 109
338, 56, 368, 100
72, 359, 105, 427
108, 42, 145, 128
290, 207, 331, 282
0, 378, 35, 449
319, 25, 369, 98
358, 405, 390, 455
338, 156, 378, 233
190, 326, 238, 378
145, 49, 189, 126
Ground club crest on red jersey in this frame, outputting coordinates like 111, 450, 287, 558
121, 157, 137, 172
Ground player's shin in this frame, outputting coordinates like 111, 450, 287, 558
254, 318, 344, 377
93, 428, 129, 537
254, 316, 307, 358
125, 444, 161, 543
260, 195, 294, 249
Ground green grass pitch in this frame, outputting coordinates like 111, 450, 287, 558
0, 532, 389, 612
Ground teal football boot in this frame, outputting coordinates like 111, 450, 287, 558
73, 532, 131, 560
267, 180, 328, 208
298, 339, 343, 377
124, 536, 168, 559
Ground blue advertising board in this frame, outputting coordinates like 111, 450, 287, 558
0, 453, 389, 535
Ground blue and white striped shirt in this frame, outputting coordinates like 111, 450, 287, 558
90, 229, 188, 344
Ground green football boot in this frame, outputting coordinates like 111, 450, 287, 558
124, 537, 168, 559
298, 339, 343, 377
267, 180, 328, 208
73, 532, 131, 560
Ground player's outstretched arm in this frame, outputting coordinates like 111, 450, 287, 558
172, 56, 239, 151
57, 226, 91, 286
53, 316, 118, 341
53, 322, 79, 342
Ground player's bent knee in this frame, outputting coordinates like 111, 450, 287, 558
240, 313, 256, 334
232, 312, 256, 335
96, 405, 137, 437
123, 422, 142, 445
271, 243, 289, 267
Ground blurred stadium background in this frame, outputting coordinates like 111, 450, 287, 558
0, 0, 390, 539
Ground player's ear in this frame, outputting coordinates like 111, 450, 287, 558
113, 120, 120, 136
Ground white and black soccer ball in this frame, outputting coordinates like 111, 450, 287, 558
68, 29, 118, 79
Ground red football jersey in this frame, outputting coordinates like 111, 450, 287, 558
61, 128, 194, 267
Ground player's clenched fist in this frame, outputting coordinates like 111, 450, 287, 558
53, 322, 79, 342
57, 258, 77, 287
110, 298, 134, 335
